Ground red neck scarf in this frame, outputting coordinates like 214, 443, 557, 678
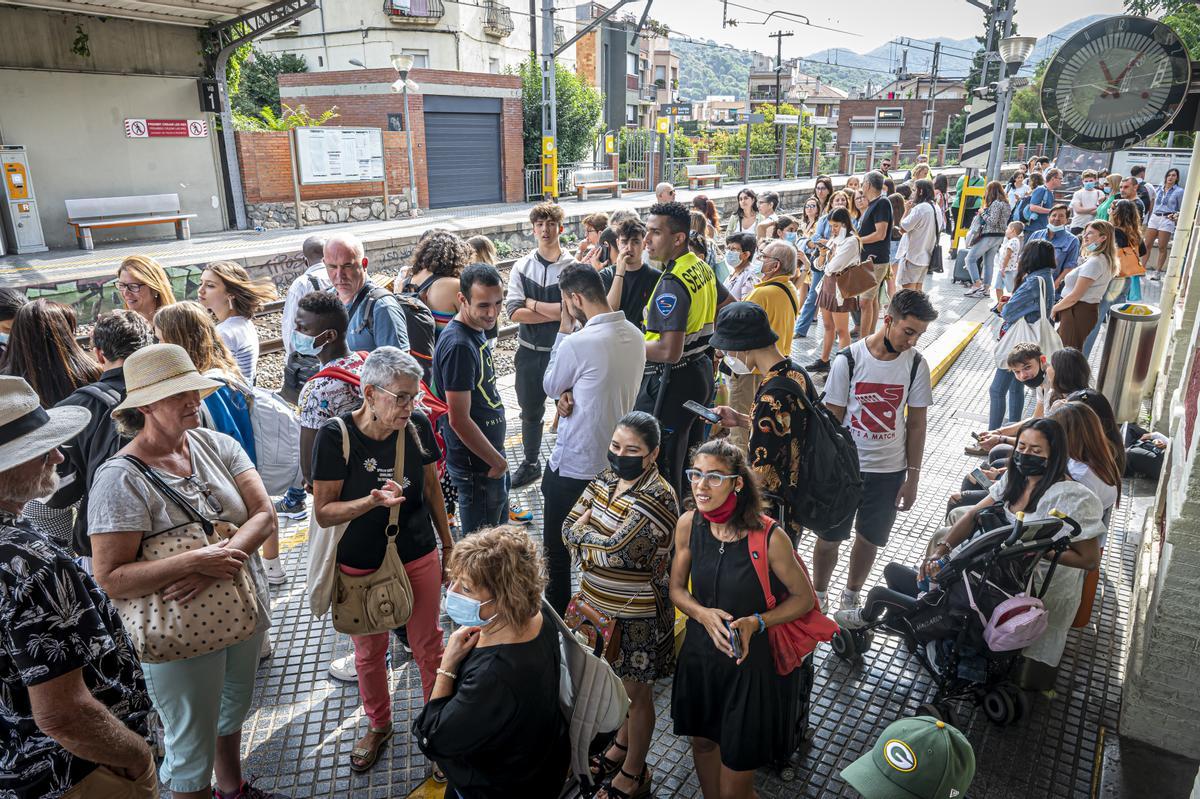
701, 493, 738, 525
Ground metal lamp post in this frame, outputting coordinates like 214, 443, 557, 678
985, 35, 1037, 180
390, 53, 421, 217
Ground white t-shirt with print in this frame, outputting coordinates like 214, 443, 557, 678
825, 339, 933, 473
1000, 237, 1021, 273
217, 315, 259, 385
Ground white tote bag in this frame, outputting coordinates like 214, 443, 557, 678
994, 275, 1062, 369
307, 417, 351, 618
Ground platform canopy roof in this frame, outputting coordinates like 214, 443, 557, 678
0, 0, 276, 26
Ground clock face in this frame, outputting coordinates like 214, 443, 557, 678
1041, 16, 1191, 152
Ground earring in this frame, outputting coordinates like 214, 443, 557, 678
228, 297, 235, 310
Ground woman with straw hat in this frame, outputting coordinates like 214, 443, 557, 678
88, 343, 286, 799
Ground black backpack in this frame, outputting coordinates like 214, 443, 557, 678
759, 364, 863, 532
353, 283, 437, 381
63, 383, 126, 556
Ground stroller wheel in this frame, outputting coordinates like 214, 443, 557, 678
778, 764, 796, 782
982, 687, 1018, 726
917, 702, 961, 729
1002, 683, 1029, 722
831, 628, 859, 662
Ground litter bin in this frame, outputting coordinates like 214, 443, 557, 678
1096, 303, 1161, 423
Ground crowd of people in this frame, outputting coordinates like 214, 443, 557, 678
0, 152, 1167, 799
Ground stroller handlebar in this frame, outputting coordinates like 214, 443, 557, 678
1047, 508, 1083, 538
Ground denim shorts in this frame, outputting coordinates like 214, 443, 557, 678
816, 470, 907, 546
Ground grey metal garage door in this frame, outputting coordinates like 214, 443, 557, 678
424, 96, 503, 208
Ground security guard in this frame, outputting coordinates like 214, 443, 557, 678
636, 201, 731, 494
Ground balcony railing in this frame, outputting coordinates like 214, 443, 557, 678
384, 0, 444, 23
483, 0, 514, 36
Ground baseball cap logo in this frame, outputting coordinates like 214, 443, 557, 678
883, 739, 917, 772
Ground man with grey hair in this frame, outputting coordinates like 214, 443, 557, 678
0, 376, 158, 798
324, 232, 410, 354
856, 170, 893, 337
655, 182, 676, 203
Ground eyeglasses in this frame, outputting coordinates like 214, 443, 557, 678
116, 281, 146, 294
374, 385, 426, 407
685, 469, 739, 488
186, 476, 224, 516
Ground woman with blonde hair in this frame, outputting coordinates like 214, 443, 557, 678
116, 254, 177, 326
197, 261, 277, 385
466, 234, 497, 265
154, 301, 287, 585
414, 525, 570, 796
1052, 220, 1117, 350
909, 163, 931, 183
1084, 200, 1145, 356
1095, 173, 1124, 221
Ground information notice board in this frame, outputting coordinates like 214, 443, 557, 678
295, 127, 384, 185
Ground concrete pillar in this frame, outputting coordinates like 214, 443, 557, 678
1017, 143, 1026, 163
937, 145, 947, 167
891, 144, 901, 168
648, 151, 659, 188
840, 147, 850, 174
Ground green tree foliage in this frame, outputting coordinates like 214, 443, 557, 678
233, 103, 339, 132
518, 56, 603, 165
671, 39, 752, 101
695, 103, 831, 155
232, 49, 309, 117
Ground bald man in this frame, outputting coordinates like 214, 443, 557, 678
324, 233, 410, 353
655, 182, 676, 203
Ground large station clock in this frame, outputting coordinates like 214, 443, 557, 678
1041, 15, 1192, 152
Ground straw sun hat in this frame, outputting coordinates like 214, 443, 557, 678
0, 376, 89, 473
113, 343, 221, 412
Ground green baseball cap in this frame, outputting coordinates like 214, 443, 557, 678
841, 716, 975, 799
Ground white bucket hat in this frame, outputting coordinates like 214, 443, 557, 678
113, 343, 221, 412
0, 376, 90, 473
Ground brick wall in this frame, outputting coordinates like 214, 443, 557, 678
835, 98, 962, 153
278, 68, 523, 205
576, 31, 598, 87
236, 130, 418, 205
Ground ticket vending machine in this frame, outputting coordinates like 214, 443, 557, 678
0, 145, 48, 254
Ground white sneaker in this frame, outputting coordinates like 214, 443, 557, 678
259, 632, 273, 660
815, 591, 829, 616
328, 654, 357, 682
262, 557, 287, 586
834, 607, 867, 629
841, 590, 861, 611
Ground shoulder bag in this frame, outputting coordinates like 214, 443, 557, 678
1116, 245, 1145, 278
114, 455, 260, 663
927, 201, 945, 274
746, 516, 838, 675
331, 425, 415, 635
993, 274, 1062, 369
833, 238, 878, 299
307, 416, 350, 618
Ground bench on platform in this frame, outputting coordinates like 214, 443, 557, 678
65, 194, 197, 250
687, 163, 723, 190
573, 169, 625, 201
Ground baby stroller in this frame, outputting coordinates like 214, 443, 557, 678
830, 510, 1083, 727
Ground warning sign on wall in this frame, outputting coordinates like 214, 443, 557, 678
124, 119, 209, 138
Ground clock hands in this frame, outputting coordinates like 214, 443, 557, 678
1100, 53, 1145, 98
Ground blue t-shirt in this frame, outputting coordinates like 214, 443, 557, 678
1025, 185, 1055, 233
342, 281, 411, 354
430, 319, 506, 473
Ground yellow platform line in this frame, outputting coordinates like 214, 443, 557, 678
406, 778, 445, 798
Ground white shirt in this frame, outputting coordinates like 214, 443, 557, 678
1000, 237, 1021, 272
1069, 187, 1104, 228
1062, 254, 1114, 305
1068, 459, 1118, 511
1007, 183, 1030, 206
825, 339, 933, 473
282, 263, 333, 356
823, 231, 861, 275
216, 315, 259, 385
543, 311, 647, 480
897, 202, 938, 267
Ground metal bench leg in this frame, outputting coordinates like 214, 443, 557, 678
177, 219, 191, 240
79, 227, 94, 251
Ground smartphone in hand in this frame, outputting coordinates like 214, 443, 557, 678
683, 400, 722, 425
724, 619, 744, 659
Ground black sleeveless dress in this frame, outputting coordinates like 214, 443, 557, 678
670, 514, 800, 771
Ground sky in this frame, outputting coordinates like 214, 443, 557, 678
629, 0, 1131, 58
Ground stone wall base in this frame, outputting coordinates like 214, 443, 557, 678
246, 196, 409, 229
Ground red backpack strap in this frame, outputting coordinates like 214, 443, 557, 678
311, 366, 361, 387
747, 516, 777, 610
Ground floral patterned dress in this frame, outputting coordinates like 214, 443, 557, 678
563, 466, 679, 682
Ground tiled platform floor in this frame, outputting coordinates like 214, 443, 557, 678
235, 275, 1149, 798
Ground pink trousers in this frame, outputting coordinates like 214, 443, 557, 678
339, 550, 444, 728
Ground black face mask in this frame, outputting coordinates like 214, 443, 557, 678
1012, 452, 1048, 476
608, 451, 646, 481
883, 333, 900, 354
1018, 368, 1046, 389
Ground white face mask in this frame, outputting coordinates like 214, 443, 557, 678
724, 353, 751, 375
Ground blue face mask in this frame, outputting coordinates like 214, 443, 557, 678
724, 251, 741, 267
0, 332, 8, 346
1086, 241, 1101, 252
1083, 182, 1095, 190
1047, 223, 1066, 233
444, 589, 494, 627
784, 231, 798, 243
291, 329, 328, 357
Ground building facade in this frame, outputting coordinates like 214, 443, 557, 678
257, 0, 573, 77
834, 97, 963, 153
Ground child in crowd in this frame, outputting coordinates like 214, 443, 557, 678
994, 221, 1024, 305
